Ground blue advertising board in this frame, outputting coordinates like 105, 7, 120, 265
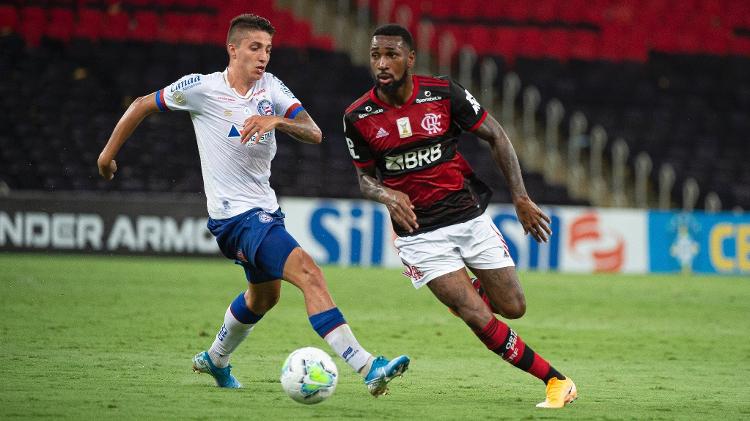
649, 211, 750, 274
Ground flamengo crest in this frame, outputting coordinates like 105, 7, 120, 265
402, 264, 424, 281
421, 113, 442, 134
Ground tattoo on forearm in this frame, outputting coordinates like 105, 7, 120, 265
278, 111, 321, 144
359, 174, 387, 201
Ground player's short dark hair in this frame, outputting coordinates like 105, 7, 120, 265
227, 14, 275, 45
372, 24, 414, 51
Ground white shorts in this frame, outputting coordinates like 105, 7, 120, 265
394, 212, 515, 289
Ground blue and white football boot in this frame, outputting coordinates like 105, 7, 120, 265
192, 351, 242, 388
364, 355, 410, 396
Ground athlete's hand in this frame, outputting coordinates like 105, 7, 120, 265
384, 189, 419, 233
241, 115, 280, 144
513, 196, 552, 243
97, 156, 117, 180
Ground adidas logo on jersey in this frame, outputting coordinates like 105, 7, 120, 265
375, 127, 389, 138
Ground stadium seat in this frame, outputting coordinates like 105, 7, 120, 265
159, 12, 187, 43
181, 13, 216, 44
101, 10, 131, 41
0, 5, 18, 33
131, 11, 160, 42
2, 2, 749, 209
46, 8, 75, 42
516, 28, 545, 59
75, 8, 105, 40
492, 27, 520, 61
569, 30, 597, 61
465, 26, 494, 56
19, 7, 47, 47
544, 28, 572, 60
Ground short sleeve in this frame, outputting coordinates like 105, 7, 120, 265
449, 79, 488, 132
157, 73, 205, 113
343, 115, 374, 168
270, 75, 304, 119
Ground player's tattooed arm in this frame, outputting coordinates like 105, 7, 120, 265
241, 110, 322, 145
276, 110, 322, 144
356, 165, 419, 233
474, 114, 552, 242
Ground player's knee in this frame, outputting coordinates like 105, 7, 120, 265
501, 298, 526, 319
245, 289, 280, 314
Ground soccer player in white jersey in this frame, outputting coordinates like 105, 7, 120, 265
96, 14, 409, 396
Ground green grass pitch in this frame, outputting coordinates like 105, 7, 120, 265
1, 253, 749, 419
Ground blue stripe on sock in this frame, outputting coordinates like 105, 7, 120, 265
229, 292, 263, 324
309, 307, 346, 338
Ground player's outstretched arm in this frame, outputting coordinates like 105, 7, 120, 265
355, 165, 419, 233
474, 114, 552, 243
97, 92, 160, 180
241, 110, 322, 145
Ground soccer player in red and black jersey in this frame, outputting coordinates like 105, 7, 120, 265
343, 24, 577, 408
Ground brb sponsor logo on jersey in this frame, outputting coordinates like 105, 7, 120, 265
384, 144, 442, 171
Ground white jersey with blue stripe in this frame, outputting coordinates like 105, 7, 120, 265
157, 69, 303, 219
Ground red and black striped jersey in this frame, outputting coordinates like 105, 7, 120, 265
343, 75, 491, 236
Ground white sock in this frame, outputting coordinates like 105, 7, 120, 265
208, 307, 255, 368
323, 324, 373, 374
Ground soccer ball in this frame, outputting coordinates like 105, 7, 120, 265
280, 347, 338, 404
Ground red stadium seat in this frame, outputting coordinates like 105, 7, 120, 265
492, 27, 520, 61
101, 10, 130, 41
479, 0, 506, 20
183, 13, 216, 44
160, 12, 187, 43
19, 7, 46, 46
311, 35, 334, 51
455, 1, 481, 19
0, 5, 19, 33
558, 0, 587, 24
131, 11, 160, 42
516, 28, 544, 59
465, 26, 493, 56
46, 8, 75, 42
265, 11, 313, 49
502, 0, 530, 21
75, 8, 104, 40
569, 30, 598, 61
529, 0, 557, 23
289, 18, 313, 49
429, 1, 454, 18
729, 34, 750, 56
544, 28, 571, 60
700, 27, 730, 55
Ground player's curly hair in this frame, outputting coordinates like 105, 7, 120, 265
372, 24, 414, 51
227, 14, 275, 45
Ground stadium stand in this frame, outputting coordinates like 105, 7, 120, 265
371, 0, 750, 209
1, 1, 748, 208
0, 1, 581, 205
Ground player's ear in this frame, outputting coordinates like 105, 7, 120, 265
407, 49, 416, 70
227, 43, 236, 60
